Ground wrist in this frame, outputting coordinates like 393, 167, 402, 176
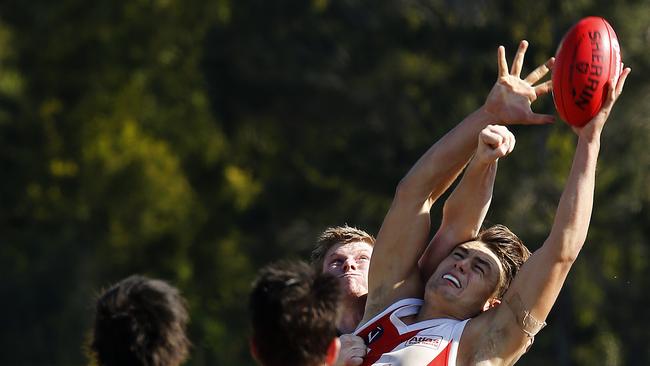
576, 134, 601, 157
469, 154, 499, 172
578, 126, 603, 145
476, 105, 499, 124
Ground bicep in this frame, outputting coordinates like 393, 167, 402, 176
503, 245, 573, 322
419, 161, 496, 281
367, 205, 430, 291
364, 196, 431, 318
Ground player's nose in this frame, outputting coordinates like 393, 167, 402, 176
454, 258, 469, 273
343, 258, 357, 271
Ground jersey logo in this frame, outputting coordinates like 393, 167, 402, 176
405, 335, 442, 349
366, 325, 384, 345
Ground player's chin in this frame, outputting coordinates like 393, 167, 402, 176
342, 283, 368, 298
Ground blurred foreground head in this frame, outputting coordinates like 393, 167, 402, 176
249, 260, 341, 366
90, 275, 190, 366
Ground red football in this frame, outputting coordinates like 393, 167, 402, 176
552, 17, 622, 127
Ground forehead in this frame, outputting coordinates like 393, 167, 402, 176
456, 241, 503, 273
325, 241, 373, 257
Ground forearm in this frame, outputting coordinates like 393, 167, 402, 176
419, 157, 497, 279
464, 49, 627, 364
547, 135, 600, 261
479, 138, 601, 360
365, 109, 498, 318
443, 157, 497, 238
506, 135, 601, 323
397, 107, 496, 206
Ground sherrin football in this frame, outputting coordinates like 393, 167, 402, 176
552, 17, 622, 127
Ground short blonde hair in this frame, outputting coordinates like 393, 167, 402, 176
311, 225, 375, 271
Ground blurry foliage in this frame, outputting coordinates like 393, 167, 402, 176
0, 0, 648, 365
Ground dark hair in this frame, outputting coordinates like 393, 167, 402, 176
476, 225, 531, 299
250, 260, 340, 366
311, 225, 375, 271
90, 275, 190, 366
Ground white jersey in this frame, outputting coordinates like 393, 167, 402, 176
354, 298, 468, 366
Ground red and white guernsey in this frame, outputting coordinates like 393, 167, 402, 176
354, 298, 468, 366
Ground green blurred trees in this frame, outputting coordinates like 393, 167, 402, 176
0, 0, 648, 365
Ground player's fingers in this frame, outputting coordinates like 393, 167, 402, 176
492, 139, 510, 156
499, 128, 515, 155
507, 132, 516, 154
525, 57, 554, 84
601, 81, 616, 111
616, 62, 625, 90
600, 67, 630, 112
481, 128, 505, 147
488, 124, 512, 137
526, 112, 556, 125
496, 143, 510, 157
487, 124, 512, 136
510, 40, 528, 77
614, 67, 631, 98
491, 127, 513, 154
534, 80, 553, 96
497, 46, 509, 78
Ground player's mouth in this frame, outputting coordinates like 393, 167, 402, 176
443, 274, 462, 288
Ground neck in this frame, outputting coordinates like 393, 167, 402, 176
337, 294, 367, 334
412, 296, 460, 324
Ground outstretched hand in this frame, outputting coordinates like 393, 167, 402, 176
475, 125, 516, 164
483, 40, 555, 125
573, 66, 632, 140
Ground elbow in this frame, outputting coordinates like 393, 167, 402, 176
395, 177, 418, 201
387, 179, 421, 212
554, 241, 584, 264
556, 252, 578, 265
547, 229, 588, 264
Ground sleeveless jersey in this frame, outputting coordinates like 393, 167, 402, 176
353, 298, 468, 366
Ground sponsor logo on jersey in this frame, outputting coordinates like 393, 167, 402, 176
366, 325, 384, 345
405, 335, 442, 349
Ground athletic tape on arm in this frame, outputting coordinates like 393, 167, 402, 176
504, 293, 547, 338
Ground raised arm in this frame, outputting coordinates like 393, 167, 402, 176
418, 125, 515, 281
467, 67, 632, 364
362, 41, 556, 323
416, 43, 559, 281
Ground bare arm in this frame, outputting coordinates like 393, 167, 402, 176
415, 40, 559, 281
419, 125, 516, 281
465, 67, 632, 364
361, 109, 496, 321
362, 40, 556, 324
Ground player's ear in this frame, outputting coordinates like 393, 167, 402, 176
325, 337, 341, 365
483, 298, 502, 311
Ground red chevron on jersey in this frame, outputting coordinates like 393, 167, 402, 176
354, 298, 468, 366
